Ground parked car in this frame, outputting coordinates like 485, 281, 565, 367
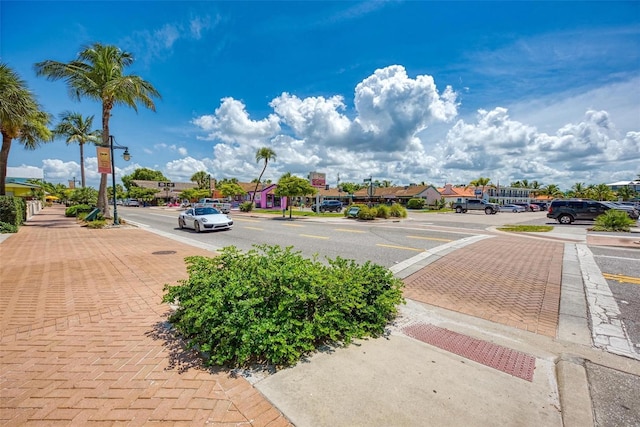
531, 202, 548, 211
546, 198, 638, 224
312, 200, 343, 213
501, 204, 526, 213
124, 199, 140, 207
601, 202, 639, 220
513, 203, 532, 212
178, 207, 233, 232
452, 199, 499, 214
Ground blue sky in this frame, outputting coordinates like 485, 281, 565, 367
2, 1, 639, 190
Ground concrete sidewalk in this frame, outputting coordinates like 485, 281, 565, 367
1, 206, 639, 426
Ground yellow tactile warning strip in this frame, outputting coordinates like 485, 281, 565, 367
0, 206, 291, 426
402, 236, 563, 337
402, 323, 536, 381
602, 273, 640, 286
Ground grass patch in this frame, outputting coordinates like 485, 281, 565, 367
497, 225, 553, 232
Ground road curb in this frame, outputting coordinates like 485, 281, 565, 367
556, 354, 594, 427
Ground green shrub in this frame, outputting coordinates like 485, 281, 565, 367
592, 210, 635, 232
0, 196, 25, 226
389, 203, 408, 218
0, 221, 18, 233
357, 205, 377, 220
65, 204, 94, 217
376, 204, 390, 219
406, 198, 425, 209
239, 201, 254, 212
163, 244, 405, 368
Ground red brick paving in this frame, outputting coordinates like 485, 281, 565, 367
0, 206, 291, 426
403, 236, 563, 337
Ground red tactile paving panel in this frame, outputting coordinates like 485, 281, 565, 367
402, 323, 536, 382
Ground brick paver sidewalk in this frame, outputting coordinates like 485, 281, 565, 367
403, 236, 564, 337
0, 206, 290, 426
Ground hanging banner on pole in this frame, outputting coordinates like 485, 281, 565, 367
97, 147, 112, 174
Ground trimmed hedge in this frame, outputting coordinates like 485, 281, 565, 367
0, 196, 25, 232
163, 244, 405, 368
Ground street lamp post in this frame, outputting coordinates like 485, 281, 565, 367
104, 135, 130, 225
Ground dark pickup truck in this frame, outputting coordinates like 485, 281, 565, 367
452, 199, 499, 215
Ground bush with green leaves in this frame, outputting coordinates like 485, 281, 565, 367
592, 210, 636, 232
356, 205, 377, 220
389, 203, 408, 218
163, 244, 405, 368
376, 204, 390, 219
69, 187, 98, 206
0, 221, 18, 233
406, 198, 425, 209
65, 204, 94, 217
239, 201, 254, 212
0, 196, 25, 226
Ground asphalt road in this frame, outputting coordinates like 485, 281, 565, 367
590, 245, 640, 356
118, 207, 479, 268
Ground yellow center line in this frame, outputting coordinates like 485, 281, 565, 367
377, 243, 425, 252
244, 226, 264, 231
333, 228, 366, 233
300, 234, 330, 240
602, 273, 640, 285
406, 235, 452, 242
233, 218, 262, 223
283, 223, 304, 227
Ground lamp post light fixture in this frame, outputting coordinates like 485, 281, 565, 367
103, 135, 130, 225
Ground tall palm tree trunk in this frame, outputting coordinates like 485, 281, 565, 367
0, 134, 12, 195
251, 166, 267, 205
79, 142, 86, 188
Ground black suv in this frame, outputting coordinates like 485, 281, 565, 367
546, 199, 630, 224
312, 200, 343, 213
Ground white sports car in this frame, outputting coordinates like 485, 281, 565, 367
178, 207, 233, 232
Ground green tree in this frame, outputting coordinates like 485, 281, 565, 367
339, 182, 363, 194
219, 182, 246, 200
590, 183, 614, 201
567, 182, 587, 198
616, 186, 636, 201
251, 147, 276, 205
107, 184, 127, 202
121, 168, 168, 191
69, 186, 98, 206
35, 43, 161, 216
468, 177, 492, 198
0, 64, 53, 195
274, 173, 317, 218
190, 171, 210, 190
178, 188, 210, 203
540, 184, 563, 199
52, 111, 101, 188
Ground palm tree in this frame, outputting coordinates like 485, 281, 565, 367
616, 186, 636, 201
591, 183, 614, 201
0, 64, 53, 195
35, 43, 161, 216
529, 180, 542, 198
569, 182, 587, 198
540, 184, 563, 199
52, 112, 101, 188
190, 171, 210, 190
251, 147, 276, 206
468, 177, 492, 198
